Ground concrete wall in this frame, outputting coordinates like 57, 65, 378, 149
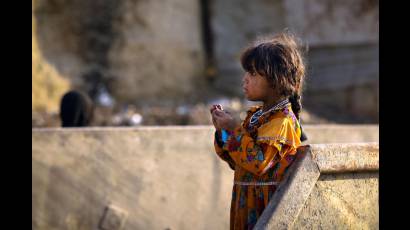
32, 127, 231, 230
210, 0, 288, 94
33, 0, 205, 104
33, 0, 378, 121
254, 143, 378, 229
32, 126, 378, 229
302, 124, 378, 144
293, 172, 378, 229
211, 0, 378, 92
303, 43, 379, 123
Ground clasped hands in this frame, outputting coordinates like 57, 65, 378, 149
209, 104, 238, 132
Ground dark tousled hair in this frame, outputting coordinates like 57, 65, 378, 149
241, 31, 307, 141
240, 31, 306, 120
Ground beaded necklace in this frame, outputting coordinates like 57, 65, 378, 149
248, 98, 290, 128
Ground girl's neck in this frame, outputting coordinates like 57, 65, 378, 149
262, 96, 287, 112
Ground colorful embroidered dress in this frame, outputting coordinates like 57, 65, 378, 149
214, 101, 302, 230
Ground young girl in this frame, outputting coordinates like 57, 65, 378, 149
210, 32, 307, 230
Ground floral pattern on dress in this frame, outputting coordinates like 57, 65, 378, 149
213, 103, 302, 230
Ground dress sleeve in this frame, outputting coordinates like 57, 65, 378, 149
213, 130, 236, 170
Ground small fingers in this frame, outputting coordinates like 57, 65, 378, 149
210, 105, 217, 113
213, 109, 225, 117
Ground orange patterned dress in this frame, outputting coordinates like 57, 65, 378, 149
214, 102, 302, 230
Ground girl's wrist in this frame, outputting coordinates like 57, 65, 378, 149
221, 129, 230, 143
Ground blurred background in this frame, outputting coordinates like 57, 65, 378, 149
32, 0, 379, 128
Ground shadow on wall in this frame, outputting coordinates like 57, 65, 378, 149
33, 0, 120, 98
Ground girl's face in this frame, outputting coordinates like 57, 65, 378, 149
242, 71, 274, 101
